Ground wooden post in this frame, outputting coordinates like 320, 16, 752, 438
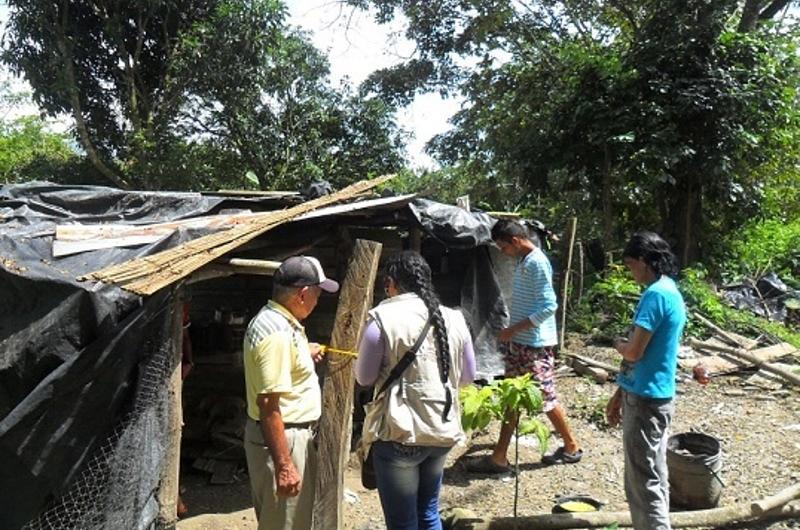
576, 242, 584, 303
157, 289, 185, 528
558, 218, 578, 348
312, 239, 383, 530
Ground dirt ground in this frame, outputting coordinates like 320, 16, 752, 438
177, 340, 800, 530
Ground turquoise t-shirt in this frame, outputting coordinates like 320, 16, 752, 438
617, 276, 687, 399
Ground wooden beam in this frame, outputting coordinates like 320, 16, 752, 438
80, 174, 394, 295
485, 211, 522, 219
312, 239, 383, 530
464, 483, 800, 529
692, 312, 757, 349
687, 338, 800, 387
156, 290, 185, 528
564, 352, 620, 374
186, 259, 282, 284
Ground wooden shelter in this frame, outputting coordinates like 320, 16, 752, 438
0, 176, 508, 530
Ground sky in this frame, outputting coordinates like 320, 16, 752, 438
0, 1, 458, 168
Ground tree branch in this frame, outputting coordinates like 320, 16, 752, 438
759, 0, 793, 21
738, 0, 765, 32
738, 0, 791, 31
55, 0, 128, 189
607, 0, 639, 34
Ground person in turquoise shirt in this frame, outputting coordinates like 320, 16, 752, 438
606, 232, 687, 530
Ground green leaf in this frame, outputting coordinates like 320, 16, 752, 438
244, 170, 259, 187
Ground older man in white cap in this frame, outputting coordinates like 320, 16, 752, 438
243, 256, 339, 530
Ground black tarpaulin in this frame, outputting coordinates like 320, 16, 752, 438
0, 183, 228, 529
407, 198, 496, 248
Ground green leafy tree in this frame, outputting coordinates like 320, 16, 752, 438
0, 115, 77, 184
2, 0, 405, 190
348, 0, 800, 263
0, 83, 77, 184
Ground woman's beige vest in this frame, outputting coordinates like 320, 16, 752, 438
361, 293, 471, 448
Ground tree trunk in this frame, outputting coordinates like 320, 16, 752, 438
680, 178, 694, 265
465, 484, 800, 529
663, 172, 701, 266
601, 144, 613, 243
758, 0, 792, 22
739, 0, 791, 31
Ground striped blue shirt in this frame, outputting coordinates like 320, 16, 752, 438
509, 247, 558, 347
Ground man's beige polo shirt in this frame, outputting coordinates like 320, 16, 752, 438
243, 301, 321, 423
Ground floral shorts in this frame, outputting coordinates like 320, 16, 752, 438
501, 342, 558, 412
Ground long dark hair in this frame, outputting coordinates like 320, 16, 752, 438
622, 231, 680, 279
384, 250, 453, 419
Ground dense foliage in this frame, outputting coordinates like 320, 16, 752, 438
349, 0, 800, 264
569, 265, 641, 340
1, 0, 405, 190
570, 265, 800, 347
681, 267, 800, 346
723, 219, 800, 280
0, 116, 76, 184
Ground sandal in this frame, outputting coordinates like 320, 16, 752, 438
464, 455, 513, 475
541, 446, 583, 465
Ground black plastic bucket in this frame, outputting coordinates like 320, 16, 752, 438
667, 432, 724, 509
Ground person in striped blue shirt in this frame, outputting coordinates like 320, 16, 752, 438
468, 219, 582, 474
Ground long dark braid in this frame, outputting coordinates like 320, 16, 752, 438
384, 251, 453, 420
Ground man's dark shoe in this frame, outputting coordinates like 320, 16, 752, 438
541, 446, 583, 465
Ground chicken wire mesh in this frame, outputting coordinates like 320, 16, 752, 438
22, 306, 178, 530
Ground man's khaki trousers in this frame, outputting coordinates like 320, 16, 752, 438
244, 418, 317, 530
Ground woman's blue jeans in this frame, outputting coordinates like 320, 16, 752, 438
371, 441, 451, 530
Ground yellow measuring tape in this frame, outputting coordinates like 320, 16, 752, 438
320, 344, 359, 358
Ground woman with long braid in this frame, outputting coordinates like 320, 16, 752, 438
355, 251, 476, 530
606, 232, 687, 530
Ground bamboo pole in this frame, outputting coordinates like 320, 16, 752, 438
558, 218, 578, 347
752, 483, 800, 515
577, 241, 584, 302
